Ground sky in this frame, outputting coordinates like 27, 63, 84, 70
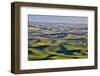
28, 15, 88, 24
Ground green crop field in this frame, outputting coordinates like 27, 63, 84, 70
28, 34, 88, 61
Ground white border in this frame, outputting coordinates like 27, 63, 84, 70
20, 7, 95, 70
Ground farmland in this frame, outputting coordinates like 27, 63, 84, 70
28, 22, 88, 61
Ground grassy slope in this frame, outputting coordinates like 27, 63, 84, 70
64, 34, 87, 39
28, 34, 88, 60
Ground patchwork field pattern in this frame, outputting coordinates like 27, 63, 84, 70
28, 16, 88, 61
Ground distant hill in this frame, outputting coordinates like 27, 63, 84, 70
28, 22, 87, 34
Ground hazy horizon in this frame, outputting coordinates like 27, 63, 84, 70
28, 15, 88, 24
